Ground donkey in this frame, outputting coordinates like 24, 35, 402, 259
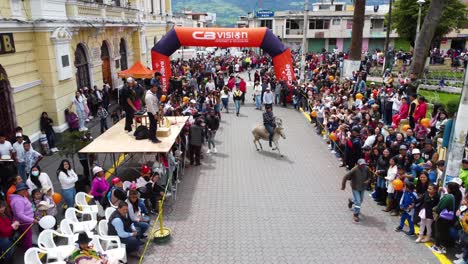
252, 118, 286, 157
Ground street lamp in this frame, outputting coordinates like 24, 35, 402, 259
415, 0, 425, 44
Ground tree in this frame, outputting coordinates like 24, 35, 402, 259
349, 0, 366, 60
410, 0, 444, 78
391, 0, 467, 46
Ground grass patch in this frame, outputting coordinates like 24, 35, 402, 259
419, 89, 461, 109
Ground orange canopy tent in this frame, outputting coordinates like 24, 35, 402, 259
117, 61, 155, 79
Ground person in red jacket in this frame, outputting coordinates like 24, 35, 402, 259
239, 77, 247, 105
413, 96, 427, 124
0, 200, 20, 261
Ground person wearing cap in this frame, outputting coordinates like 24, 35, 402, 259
232, 85, 243, 116
108, 201, 143, 257
145, 79, 162, 144
10, 182, 36, 249
12, 132, 28, 181
107, 178, 127, 208
341, 159, 371, 222
121, 77, 138, 133
90, 166, 110, 205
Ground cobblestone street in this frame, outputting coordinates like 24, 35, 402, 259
143, 88, 439, 263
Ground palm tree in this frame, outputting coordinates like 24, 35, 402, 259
349, 0, 366, 61
410, 0, 445, 78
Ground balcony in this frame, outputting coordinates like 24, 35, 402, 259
285, 28, 304, 38
66, 0, 140, 22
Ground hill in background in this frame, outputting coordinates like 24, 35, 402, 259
172, 0, 390, 26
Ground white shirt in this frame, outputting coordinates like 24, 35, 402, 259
254, 84, 262, 96
263, 91, 274, 104
385, 165, 398, 193
145, 90, 159, 115
0, 141, 13, 156
26, 172, 54, 195
234, 64, 240, 71
12, 141, 26, 162
58, 169, 79, 190
206, 82, 216, 92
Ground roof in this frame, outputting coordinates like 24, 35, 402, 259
117, 61, 155, 79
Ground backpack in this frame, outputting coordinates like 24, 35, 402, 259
133, 125, 149, 140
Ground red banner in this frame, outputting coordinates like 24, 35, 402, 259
273, 48, 295, 85
174, 27, 267, 48
151, 50, 171, 93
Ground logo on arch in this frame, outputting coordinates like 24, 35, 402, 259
192, 31, 249, 43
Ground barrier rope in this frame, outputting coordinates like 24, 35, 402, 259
0, 222, 34, 260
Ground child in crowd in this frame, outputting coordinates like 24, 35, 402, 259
96, 105, 109, 133
395, 182, 418, 236
41, 186, 57, 218
39, 131, 50, 156
416, 183, 439, 243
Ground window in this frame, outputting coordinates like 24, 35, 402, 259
371, 19, 385, 30
332, 19, 341, 26
319, 5, 330, 10
309, 19, 330, 30
260, 19, 273, 29
346, 19, 353, 29
61, 55, 70, 67
328, 38, 337, 46
335, 5, 343, 11
286, 20, 300, 30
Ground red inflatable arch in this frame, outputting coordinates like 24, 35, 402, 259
151, 27, 295, 92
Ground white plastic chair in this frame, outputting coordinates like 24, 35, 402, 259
25, 247, 66, 264
75, 192, 99, 220
105, 207, 116, 220
60, 219, 94, 244
37, 230, 75, 263
65, 207, 97, 233
92, 234, 127, 263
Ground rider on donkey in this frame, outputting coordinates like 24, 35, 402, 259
263, 105, 276, 147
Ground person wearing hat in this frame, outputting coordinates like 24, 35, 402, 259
90, 166, 110, 205
121, 77, 138, 134
341, 159, 372, 222
106, 177, 127, 208
262, 85, 274, 110
410, 148, 425, 179
108, 201, 143, 257
72, 232, 118, 264
10, 182, 36, 249
145, 78, 162, 144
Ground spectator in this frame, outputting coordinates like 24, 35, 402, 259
0, 200, 19, 261
10, 183, 36, 250
126, 190, 150, 238
189, 118, 203, 166
90, 166, 110, 205
64, 109, 80, 131
23, 141, 43, 178
40, 112, 58, 153
12, 133, 28, 181
107, 201, 143, 257
26, 165, 53, 196
57, 159, 78, 209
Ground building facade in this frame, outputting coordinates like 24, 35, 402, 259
237, 1, 467, 53
0, 0, 192, 141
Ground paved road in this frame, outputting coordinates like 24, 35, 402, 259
142, 80, 439, 263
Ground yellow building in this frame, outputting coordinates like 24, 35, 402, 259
0, 0, 190, 141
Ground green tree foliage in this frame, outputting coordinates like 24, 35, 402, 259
391, 0, 467, 45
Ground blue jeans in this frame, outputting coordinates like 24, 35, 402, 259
221, 98, 228, 112
234, 100, 241, 114
275, 94, 280, 104
77, 110, 86, 129
62, 187, 76, 208
255, 95, 262, 109
376, 177, 386, 189
120, 236, 141, 253
133, 222, 149, 239
352, 190, 365, 215
264, 124, 274, 142
0, 237, 13, 260
138, 199, 149, 215
17, 162, 26, 182
207, 130, 216, 149
399, 211, 415, 234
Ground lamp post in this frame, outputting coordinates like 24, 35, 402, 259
415, 0, 425, 44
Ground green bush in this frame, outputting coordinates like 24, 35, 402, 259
446, 98, 460, 115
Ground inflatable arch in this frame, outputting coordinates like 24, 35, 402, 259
151, 27, 295, 92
